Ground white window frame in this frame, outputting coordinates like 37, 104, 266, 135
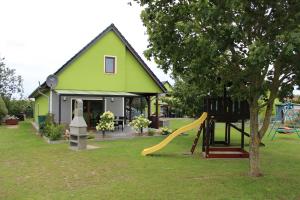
104, 55, 117, 74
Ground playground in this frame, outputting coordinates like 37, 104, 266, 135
0, 120, 300, 200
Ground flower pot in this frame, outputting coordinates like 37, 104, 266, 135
5, 119, 19, 125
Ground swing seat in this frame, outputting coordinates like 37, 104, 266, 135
276, 127, 298, 134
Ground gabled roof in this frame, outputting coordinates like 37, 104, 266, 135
162, 81, 173, 87
29, 23, 166, 98
162, 81, 173, 92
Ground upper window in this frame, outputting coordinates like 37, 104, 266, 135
105, 56, 116, 74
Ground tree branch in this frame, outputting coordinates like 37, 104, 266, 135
258, 63, 281, 138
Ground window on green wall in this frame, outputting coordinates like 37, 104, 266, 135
104, 56, 116, 74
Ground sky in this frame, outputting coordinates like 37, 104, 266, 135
0, 0, 172, 98
0, 0, 299, 98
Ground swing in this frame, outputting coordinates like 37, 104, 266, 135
269, 102, 300, 140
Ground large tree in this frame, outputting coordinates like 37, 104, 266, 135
171, 78, 206, 117
135, 0, 300, 176
0, 57, 23, 99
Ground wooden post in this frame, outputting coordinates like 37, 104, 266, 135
225, 122, 228, 144
241, 119, 245, 149
146, 96, 151, 119
228, 123, 231, 145
155, 94, 159, 128
202, 122, 206, 152
129, 98, 133, 122
210, 120, 215, 145
205, 118, 211, 157
140, 96, 143, 114
124, 97, 127, 124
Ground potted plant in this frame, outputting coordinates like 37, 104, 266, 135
5, 115, 19, 125
96, 111, 115, 136
129, 115, 151, 135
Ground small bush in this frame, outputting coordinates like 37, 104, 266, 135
0, 96, 8, 122
39, 114, 54, 134
96, 111, 115, 131
147, 128, 156, 136
129, 115, 151, 134
160, 127, 173, 135
45, 113, 54, 125
43, 123, 64, 141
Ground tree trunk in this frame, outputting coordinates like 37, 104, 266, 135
140, 127, 143, 135
249, 101, 263, 177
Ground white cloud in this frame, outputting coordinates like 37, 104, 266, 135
0, 0, 172, 97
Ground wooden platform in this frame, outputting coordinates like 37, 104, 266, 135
204, 147, 249, 158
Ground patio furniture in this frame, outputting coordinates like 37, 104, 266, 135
114, 116, 124, 131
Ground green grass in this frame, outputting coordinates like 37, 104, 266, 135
0, 120, 300, 200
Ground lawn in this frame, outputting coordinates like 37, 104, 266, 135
0, 120, 300, 200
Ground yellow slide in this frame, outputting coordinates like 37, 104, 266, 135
142, 112, 208, 156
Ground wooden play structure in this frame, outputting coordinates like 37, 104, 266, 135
142, 92, 251, 158
190, 96, 250, 158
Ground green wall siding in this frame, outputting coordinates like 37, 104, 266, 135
55, 31, 162, 93
34, 91, 49, 123
125, 50, 161, 93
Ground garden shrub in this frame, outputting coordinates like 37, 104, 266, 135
39, 113, 54, 133
96, 111, 115, 132
41, 114, 64, 140
147, 128, 156, 136
44, 123, 64, 140
45, 113, 54, 125
160, 127, 173, 135
0, 96, 8, 122
129, 115, 151, 134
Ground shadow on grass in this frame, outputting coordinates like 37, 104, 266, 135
146, 152, 198, 158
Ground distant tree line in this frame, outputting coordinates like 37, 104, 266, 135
0, 56, 33, 123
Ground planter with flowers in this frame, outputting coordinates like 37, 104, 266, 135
129, 115, 151, 135
5, 115, 19, 125
96, 111, 115, 138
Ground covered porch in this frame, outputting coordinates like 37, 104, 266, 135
52, 90, 160, 129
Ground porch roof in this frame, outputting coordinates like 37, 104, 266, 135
55, 90, 140, 97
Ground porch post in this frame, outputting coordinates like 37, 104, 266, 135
140, 97, 142, 114
129, 97, 133, 122
146, 96, 151, 119
58, 94, 61, 124
124, 97, 127, 123
155, 94, 159, 129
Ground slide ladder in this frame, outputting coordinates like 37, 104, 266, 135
142, 112, 208, 156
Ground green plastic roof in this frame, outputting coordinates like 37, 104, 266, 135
55, 90, 139, 97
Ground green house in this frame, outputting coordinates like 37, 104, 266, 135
29, 24, 166, 129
